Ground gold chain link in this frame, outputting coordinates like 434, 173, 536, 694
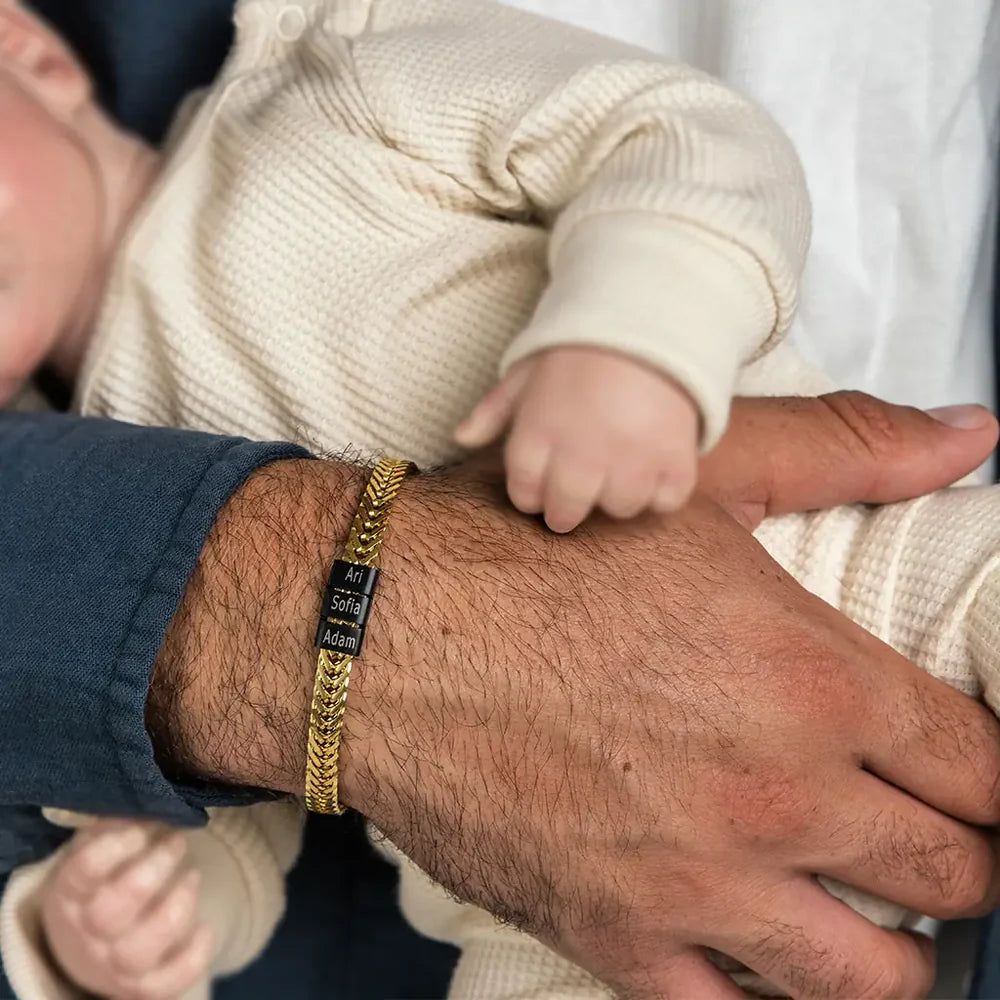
305, 458, 413, 814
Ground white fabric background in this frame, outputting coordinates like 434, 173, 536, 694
504, 0, 1000, 412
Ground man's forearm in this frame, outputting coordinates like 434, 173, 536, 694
0, 413, 307, 825
146, 454, 511, 803
146, 453, 537, 825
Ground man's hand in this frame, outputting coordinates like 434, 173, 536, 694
150, 392, 1000, 1000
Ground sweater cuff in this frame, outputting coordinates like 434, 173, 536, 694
500, 214, 777, 449
192, 804, 303, 975
0, 852, 84, 1000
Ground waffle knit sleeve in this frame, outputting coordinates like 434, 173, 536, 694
755, 486, 1000, 704
354, 0, 811, 446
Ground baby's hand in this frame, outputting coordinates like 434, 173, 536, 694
455, 346, 699, 533
40, 820, 213, 1000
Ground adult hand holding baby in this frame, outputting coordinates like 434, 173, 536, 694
148, 391, 1000, 1000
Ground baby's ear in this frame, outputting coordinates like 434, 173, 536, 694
0, 2, 91, 115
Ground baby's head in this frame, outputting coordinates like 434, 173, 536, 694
0, 1, 157, 404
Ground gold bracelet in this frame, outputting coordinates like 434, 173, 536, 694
305, 458, 414, 815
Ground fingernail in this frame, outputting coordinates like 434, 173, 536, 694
926, 404, 994, 430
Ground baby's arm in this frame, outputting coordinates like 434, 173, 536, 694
352, 0, 810, 529
0, 802, 303, 1000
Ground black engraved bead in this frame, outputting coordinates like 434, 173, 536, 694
315, 620, 365, 657
327, 560, 379, 596
321, 589, 372, 628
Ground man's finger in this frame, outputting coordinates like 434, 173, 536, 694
701, 392, 998, 528
812, 772, 1000, 920
614, 948, 749, 1000
857, 636, 1000, 827
658, 950, 750, 1000
718, 879, 936, 1000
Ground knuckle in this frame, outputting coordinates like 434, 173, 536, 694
603, 495, 640, 519
83, 900, 119, 938
979, 772, 1000, 826
507, 431, 539, 463
956, 719, 1000, 824
716, 770, 814, 844
908, 686, 1000, 823
819, 391, 904, 464
855, 961, 909, 1000
738, 920, 841, 997
852, 937, 931, 1000
769, 639, 856, 723
506, 454, 541, 487
837, 945, 904, 1000
507, 423, 550, 458
122, 868, 159, 901
937, 843, 996, 916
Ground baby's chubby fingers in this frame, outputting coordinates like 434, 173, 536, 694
84, 829, 189, 940
53, 822, 156, 902
598, 460, 657, 521
504, 429, 551, 516
650, 449, 698, 514
454, 362, 533, 449
107, 869, 203, 978
542, 454, 604, 533
115, 924, 214, 1000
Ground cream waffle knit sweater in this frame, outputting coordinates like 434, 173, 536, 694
77, 0, 809, 459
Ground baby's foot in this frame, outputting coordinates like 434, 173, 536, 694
41, 820, 213, 1000
456, 345, 699, 532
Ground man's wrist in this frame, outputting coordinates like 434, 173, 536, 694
145, 454, 501, 811
147, 458, 365, 794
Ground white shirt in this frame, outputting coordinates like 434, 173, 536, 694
507, 0, 1000, 411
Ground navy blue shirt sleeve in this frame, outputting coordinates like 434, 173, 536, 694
0, 413, 308, 833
